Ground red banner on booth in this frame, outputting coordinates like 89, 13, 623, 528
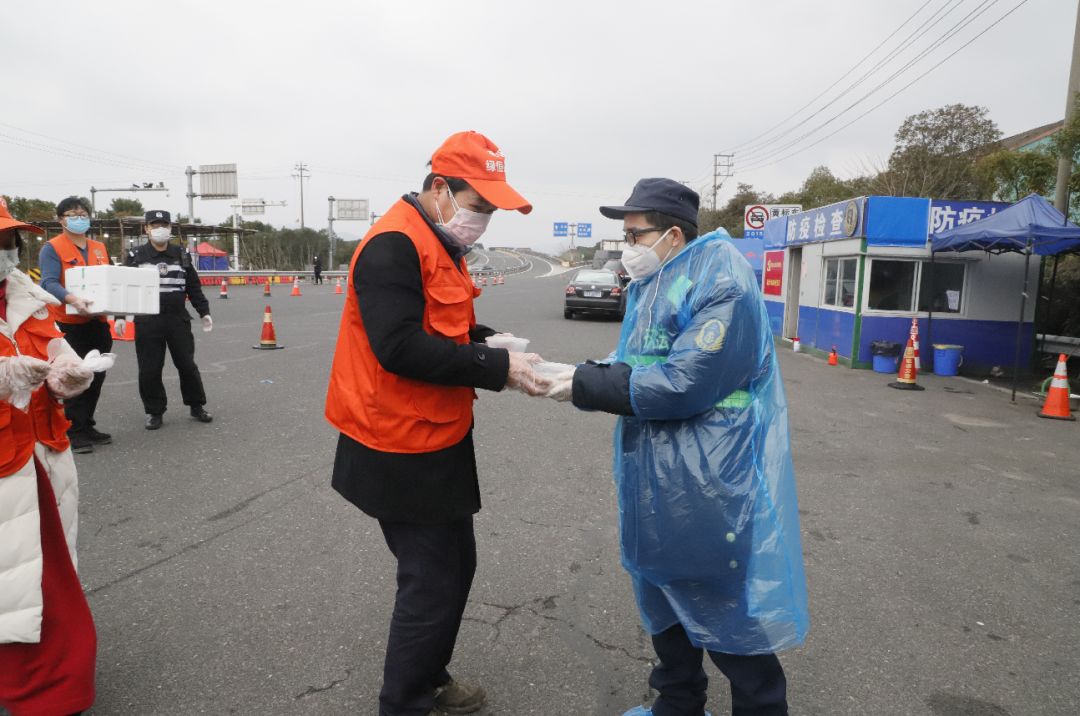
763, 251, 784, 296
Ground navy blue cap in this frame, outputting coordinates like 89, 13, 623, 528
599, 177, 699, 227
144, 209, 171, 224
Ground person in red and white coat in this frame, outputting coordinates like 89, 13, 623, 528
0, 201, 98, 716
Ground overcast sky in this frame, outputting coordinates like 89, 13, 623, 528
2, 0, 1073, 253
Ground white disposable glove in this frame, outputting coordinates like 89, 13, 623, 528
546, 376, 574, 402
80, 349, 117, 373
202, 315, 213, 333
66, 294, 94, 315
113, 318, 126, 337
505, 352, 551, 396
46, 353, 94, 399
0, 355, 52, 411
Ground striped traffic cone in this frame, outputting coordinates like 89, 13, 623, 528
910, 318, 921, 370
334, 278, 343, 295
263, 280, 272, 297
252, 306, 285, 350
219, 279, 229, 299
888, 336, 924, 391
1038, 354, 1075, 420
290, 278, 301, 297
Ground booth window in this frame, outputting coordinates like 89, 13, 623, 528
865, 258, 966, 314
868, 260, 917, 311
823, 258, 858, 308
918, 262, 965, 313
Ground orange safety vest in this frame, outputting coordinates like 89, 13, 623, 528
0, 313, 72, 476
325, 198, 480, 454
47, 233, 109, 324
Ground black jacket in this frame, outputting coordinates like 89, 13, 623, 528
331, 196, 509, 524
125, 242, 210, 319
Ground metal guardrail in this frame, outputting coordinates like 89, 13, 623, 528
1036, 334, 1080, 356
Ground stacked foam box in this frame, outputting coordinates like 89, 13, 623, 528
64, 265, 161, 315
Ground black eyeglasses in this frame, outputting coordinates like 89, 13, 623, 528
622, 227, 667, 246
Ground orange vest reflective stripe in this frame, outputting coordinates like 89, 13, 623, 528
325, 198, 479, 453
47, 233, 109, 324
0, 314, 71, 475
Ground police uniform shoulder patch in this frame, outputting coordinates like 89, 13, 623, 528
695, 319, 727, 352
32, 307, 50, 320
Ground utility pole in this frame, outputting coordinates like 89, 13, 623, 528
712, 154, 734, 211
1054, 0, 1080, 215
327, 196, 336, 265
186, 166, 196, 223
293, 162, 310, 229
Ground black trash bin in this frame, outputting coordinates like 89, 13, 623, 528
870, 340, 901, 374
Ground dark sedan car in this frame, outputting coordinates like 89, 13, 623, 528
564, 269, 624, 319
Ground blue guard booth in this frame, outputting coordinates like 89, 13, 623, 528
760, 195, 1041, 375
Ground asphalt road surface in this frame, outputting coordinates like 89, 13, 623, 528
48, 249, 1080, 715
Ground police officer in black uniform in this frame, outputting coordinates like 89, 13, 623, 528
126, 210, 213, 429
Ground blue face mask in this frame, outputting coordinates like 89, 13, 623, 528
65, 216, 91, 235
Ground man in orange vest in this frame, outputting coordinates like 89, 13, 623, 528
325, 131, 548, 716
38, 196, 114, 454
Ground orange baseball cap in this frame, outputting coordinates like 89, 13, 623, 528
430, 131, 532, 214
0, 197, 44, 235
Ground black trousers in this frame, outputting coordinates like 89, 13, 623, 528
134, 314, 206, 416
377, 518, 476, 716
58, 320, 112, 434
649, 624, 788, 716
313, 269, 323, 284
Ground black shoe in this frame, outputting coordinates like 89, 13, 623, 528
87, 428, 112, 444
69, 433, 94, 454
190, 407, 213, 423
145, 414, 163, 430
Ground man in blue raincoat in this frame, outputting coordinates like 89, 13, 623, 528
546, 178, 808, 716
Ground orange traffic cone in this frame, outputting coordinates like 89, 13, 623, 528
108, 317, 135, 342
252, 305, 285, 350
219, 279, 229, 299
1038, 354, 1075, 420
888, 336, 925, 391
263, 280, 272, 297
334, 278, 343, 295
828, 347, 838, 366
290, 278, 301, 297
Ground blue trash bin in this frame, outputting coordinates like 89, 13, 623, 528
872, 354, 899, 373
933, 344, 964, 376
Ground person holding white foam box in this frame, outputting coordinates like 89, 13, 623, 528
125, 210, 213, 430
38, 196, 115, 454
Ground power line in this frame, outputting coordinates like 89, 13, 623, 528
0, 121, 182, 173
727, 0, 940, 155
738, 0, 1004, 170
738, 0, 1032, 175
736, 0, 973, 163
292, 162, 310, 229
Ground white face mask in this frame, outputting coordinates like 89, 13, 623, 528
622, 229, 674, 280
0, 248, 19, 282
435, 186, 492, 247
148, 226, 171, 245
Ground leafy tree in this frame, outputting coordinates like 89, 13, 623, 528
777, 166, 872, 208
974, 148, 1057, 202
1, 196, 56, 222
877, 104, 1001, 199
98, 197, 145, 219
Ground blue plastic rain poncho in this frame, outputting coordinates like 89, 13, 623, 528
611, 230, 808, 655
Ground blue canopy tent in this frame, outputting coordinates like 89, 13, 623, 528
930, 193, 1080, 401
